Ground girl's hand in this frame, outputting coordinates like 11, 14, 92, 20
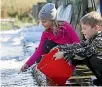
20, 64, 29, 72
53, 51, 64, 60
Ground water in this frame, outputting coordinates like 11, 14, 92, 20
0, 25, 47, 86
57, 4, 72, 23
0, 42, 38, 87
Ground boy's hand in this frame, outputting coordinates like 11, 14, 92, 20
50, 47, 59, 52
20, 64, 29, 72
53, 51, 64, 60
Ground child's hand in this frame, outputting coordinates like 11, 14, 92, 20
53, 51, 64, 60
50, 47, 59, 52
20, 64, 29, 72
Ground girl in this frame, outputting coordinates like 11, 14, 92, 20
20, 3, 80, 86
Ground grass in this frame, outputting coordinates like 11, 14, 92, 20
0, 17, 37, 31
0, 23, 13, 31
1, 0, 47, 31
1, 0, 46, 18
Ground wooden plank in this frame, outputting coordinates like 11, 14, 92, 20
69, 75, 94, 79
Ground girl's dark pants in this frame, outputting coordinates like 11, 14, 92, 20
36, 39, 58, 86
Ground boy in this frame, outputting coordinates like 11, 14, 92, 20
53, 11, 102, 86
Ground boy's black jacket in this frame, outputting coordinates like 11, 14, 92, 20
57, 31, 102, 59
57, 31, 102, 85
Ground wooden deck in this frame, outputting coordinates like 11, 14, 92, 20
67, 65, 94, 86
32, 65, 95, 86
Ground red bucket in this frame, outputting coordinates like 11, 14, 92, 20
37, 48, 73, 85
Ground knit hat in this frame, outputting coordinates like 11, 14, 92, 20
38, 3, 57, 20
